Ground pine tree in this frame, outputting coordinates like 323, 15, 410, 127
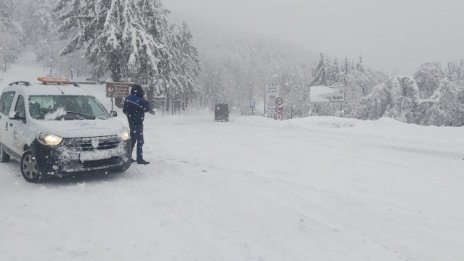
0, 0, 23, 72
341, 56, 351, 87
55, 0, 199, 97
56, 0, 161, 81
34, 0, 56, 39
158, 22, 200, 96
331, 58, 340, 83
356, 56, 365, 74
176, 22, 200, 91
311, 53, 330, 86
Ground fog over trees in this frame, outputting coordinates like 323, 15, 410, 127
1, 0, 463, 126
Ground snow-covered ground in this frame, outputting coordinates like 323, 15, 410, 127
1, 53, 464, 261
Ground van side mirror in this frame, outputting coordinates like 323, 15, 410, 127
110, 111, 118, 117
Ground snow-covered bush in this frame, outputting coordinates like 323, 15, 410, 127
414, 62, 445, 97
418, 79, 464, 126
355, 64, 464, 126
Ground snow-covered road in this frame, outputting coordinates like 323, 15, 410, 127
1, 53, 464, 261
1, 113, 464, 261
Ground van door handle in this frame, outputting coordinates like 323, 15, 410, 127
9, 123, 13, 127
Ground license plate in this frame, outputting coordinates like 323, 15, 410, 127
79, 150, 113, 162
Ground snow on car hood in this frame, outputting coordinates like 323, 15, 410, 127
32, 118, 126, 138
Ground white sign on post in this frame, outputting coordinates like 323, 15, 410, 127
310, 86, 345, 103
265, 84, 280, 115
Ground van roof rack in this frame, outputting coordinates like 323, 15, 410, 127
68, 82, 81, 87
9, 81, 31, 86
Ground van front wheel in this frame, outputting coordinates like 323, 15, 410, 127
21, 151, 42, 183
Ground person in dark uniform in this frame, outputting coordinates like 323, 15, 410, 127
123, 85, 151, 165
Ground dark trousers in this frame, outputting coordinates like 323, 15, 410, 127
130, 124, 144, 161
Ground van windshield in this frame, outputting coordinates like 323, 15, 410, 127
29, 95, 111, 120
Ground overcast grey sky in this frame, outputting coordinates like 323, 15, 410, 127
163, 0, 464, 74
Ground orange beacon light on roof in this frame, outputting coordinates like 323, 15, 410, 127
37, 77, 70, 85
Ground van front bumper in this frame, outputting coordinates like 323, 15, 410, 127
31, 138, 132, 176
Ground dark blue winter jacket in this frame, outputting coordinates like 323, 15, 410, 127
123, 85, 150, 126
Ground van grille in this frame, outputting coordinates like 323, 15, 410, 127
64, 135, 121, 151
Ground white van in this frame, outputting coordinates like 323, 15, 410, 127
0, 78, 132, 183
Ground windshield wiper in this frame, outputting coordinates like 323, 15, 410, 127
95, 113, 109, 120
66, 111, 96, 120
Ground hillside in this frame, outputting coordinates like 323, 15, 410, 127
187, 19, 318, 106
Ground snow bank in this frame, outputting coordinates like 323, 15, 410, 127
282, 116, 464, 144
235, 115, 464, 160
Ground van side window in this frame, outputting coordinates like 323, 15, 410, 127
0, 92, 16, 115
15, 95, 26, 117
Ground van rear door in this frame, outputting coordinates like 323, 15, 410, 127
0, 91, 17, 155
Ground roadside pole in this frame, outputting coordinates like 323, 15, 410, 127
275, 97, 284, 121
264, 86, 266, 116
250, 101, 256, 116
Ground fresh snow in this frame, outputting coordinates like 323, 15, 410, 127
1, 53, 464, 261
0, 51, 47, 84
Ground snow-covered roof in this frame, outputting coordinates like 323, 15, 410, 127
4, 82, 92, 96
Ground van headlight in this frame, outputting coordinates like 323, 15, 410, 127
119, 130, 130, 141
37, 133, 64, 146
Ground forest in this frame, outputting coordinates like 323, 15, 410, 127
1, 0, 464, 126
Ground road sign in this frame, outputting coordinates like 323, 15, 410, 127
265, 84, 280, 115
153, 96, 167, 108
275, 97, 284, 106
249, 101, 256, 109
310, 86, 345, 103
275, 105, 284, 120
106, 82, 134, 98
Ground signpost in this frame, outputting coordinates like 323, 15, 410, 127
173, 99, 182, 115
249, 101, 256, 115
265, 84, 280, 117
275, 97, 284, 120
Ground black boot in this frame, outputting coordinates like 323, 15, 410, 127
137, 159, 150, 165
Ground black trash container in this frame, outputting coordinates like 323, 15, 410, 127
215, 104, 229, 122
